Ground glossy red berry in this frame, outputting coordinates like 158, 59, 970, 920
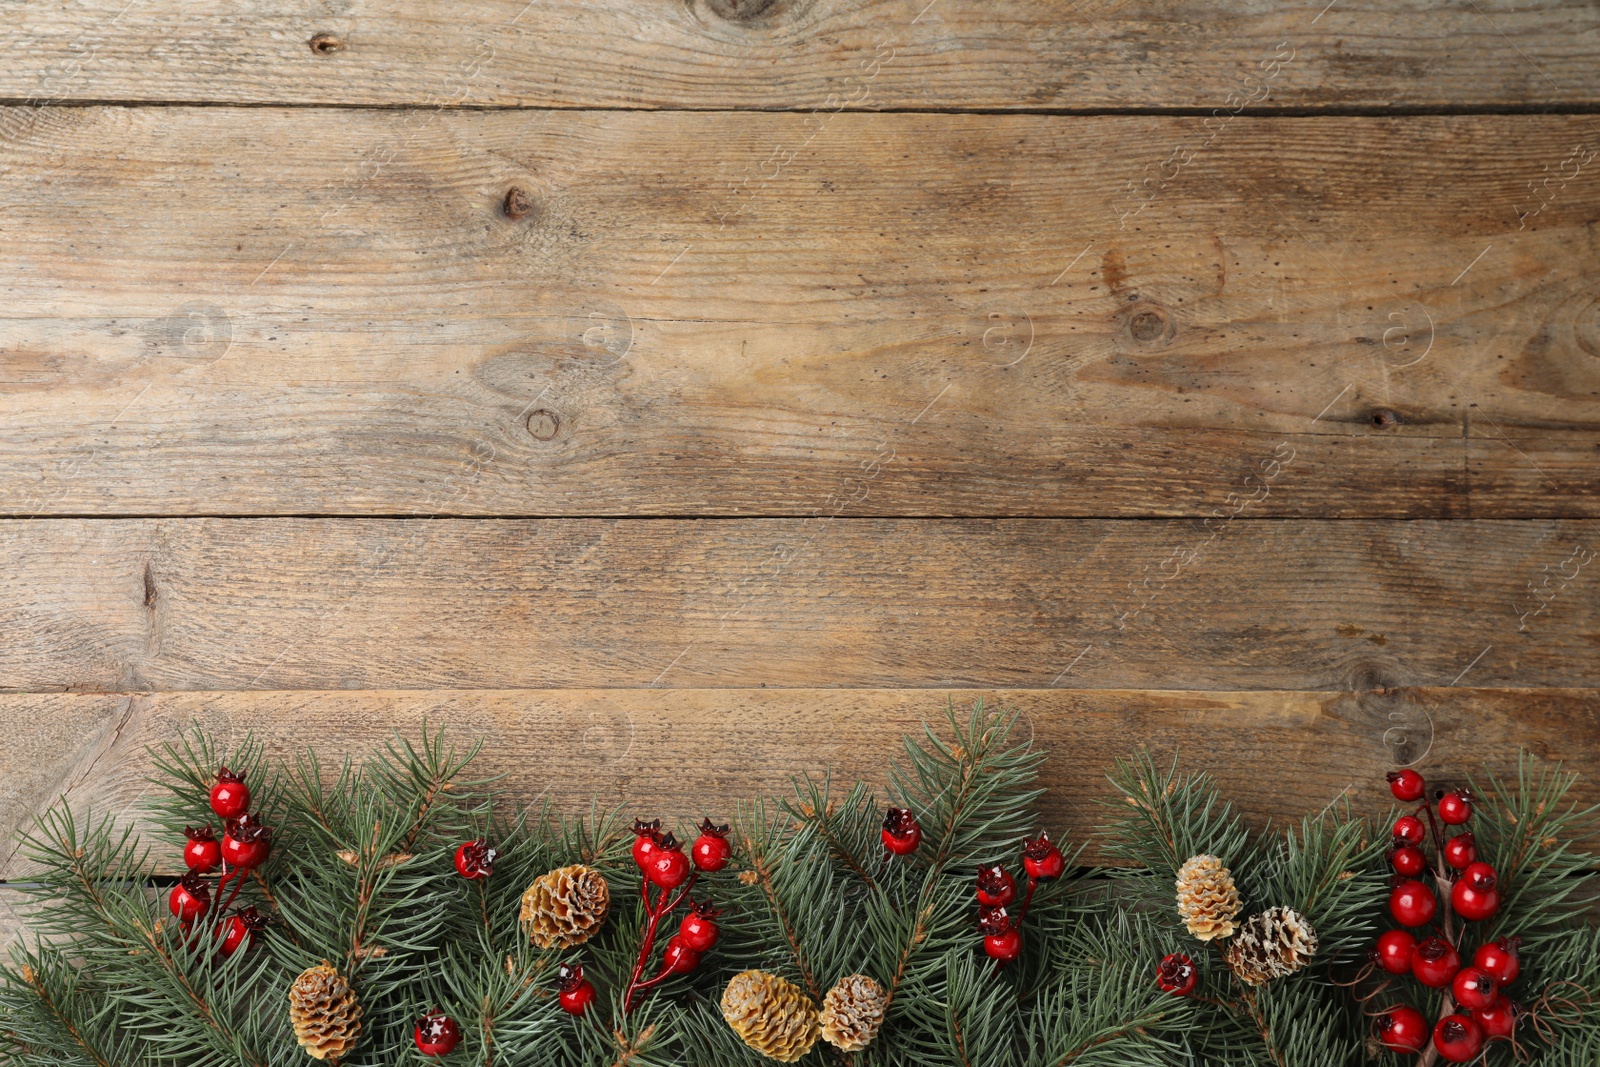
1473, 997, 1518, 1041
1473, 937, 1521, 986
1155, 953, 1198, 996
1432, 1013, 1484, 1062
1452, 966, 1498, 1010
678, 901, 721, 952
881, 808, 921, 855
1387, 769, 1426, 802
183, 825, 222, 873
631, 819, 662, 870
647, 833, 691, 889
691, 818, 732, 872
413, 1009, 462, 1057
220, 813, 271, 870
454, 839, 497, 880
168, 872, 211, 923
976, 865, 1017, 908
1443, 832, 1477, 871
983, 926, 1022, 962
1412, 937, 1462, 988
1372, 929, 1416, 975
1389, 879, 1437, 927
1438, 790, 1473, 825
209, 767, 250, 820
1022, 832, 1066, 880
1378, 1005, 1430, 1053
1452, 862, 1500, 922
216, 905, 267, 957
557, 964, 596, 1016
1393, 815, 1426, 847
1390, 845, 1426, 877
662, 934, 702, 975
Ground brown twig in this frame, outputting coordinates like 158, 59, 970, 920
19, 966, 114, 1067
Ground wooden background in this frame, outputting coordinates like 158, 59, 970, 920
3, 0, 1599, 938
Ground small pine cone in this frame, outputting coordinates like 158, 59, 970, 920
288, 961, 362, 1062
1175, 854, 1242, 941
721, 969, 822, 1063
521, 864, 610, 949
1224, 906, 1319, 985
819, 973, 887, 1052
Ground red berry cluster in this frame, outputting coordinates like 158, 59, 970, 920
608, 818, 730, 1015
168, 767, 272, 957
1372, 768, 1522, 1062
976, 831, 1066, 967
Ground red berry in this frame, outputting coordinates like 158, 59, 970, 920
1378, 1005, 1429, 1053
691, 818, 732, 872
882, 808, 922, 856
1452, 966, 1498, 1010
1390, 845, 1426, 877
220, 814, 271, 870
1473, 937, 1521, 986
183, 826, 221, 873
557, 964, 596, 1016
1387, 769, 1426, 802
1155, 953, 1198, 996
1412, 937, 1462, 988
647, 834, 691, 889
1443, 832, 1477, 871
209, 767, 250, 820
1432, 1013, 1484, 1062
413, 1009, 462, 1057
662, 934, 701, 975
454, 839, 497, 880
1389, 879, 1437, 927
631, 818, 662, 870
678, 901, 721, 952
1022, 832, 1066, 880
1438, 790, 1473, 825
168, 872, 211, 923
216, 905, 267, 957
983, 926, 1022, 962
1452, 862, 1500, 922
1393, 815, 1426, 847
1372, 929, 1416, 975
976, 865, 1017, 908
1473, 997, 1518, 1041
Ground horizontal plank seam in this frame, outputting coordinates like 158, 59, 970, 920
0, 515, 1589, 522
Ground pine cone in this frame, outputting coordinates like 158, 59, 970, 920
819, 973, 887, 1052
521, 864, 610, 949
1175, 854, 1242, 941
1225, 906, 1319, 985
288, 961, 361, 1062
721, 969, 822, 1063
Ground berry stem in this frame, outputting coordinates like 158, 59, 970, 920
622, 870, 699, 1014
1015, 876, 1039, 926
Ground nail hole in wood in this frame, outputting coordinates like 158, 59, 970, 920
503, 187, 534, 221
309, 33, 345, 55
1370, 408, 1400, 428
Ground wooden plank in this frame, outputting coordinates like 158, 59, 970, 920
1, 109, 1596, 518
2, 688, 1596, 877
1, 1, 1597, 110
0, 518, 1594, 693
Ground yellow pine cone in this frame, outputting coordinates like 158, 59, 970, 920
819, 973, 887, 1052
521, 864, 610, 949
1225, 906, 1319, 985
1175, 853, 1242, 941
288, 961, 361, 1062
721, 969, 822, 1062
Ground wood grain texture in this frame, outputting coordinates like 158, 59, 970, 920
0, 518, 1594, 693
2, 109, 1597, 517
1, 688, 1596, 877
2, 1, 1597, 110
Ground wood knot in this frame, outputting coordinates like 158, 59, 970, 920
502, 186, 535, 221
1369, 408, 1401, 428
1121, 300, 1175, 346
704, 0, 782, 21
308, 33, 345, 55
526, 409, 560, 441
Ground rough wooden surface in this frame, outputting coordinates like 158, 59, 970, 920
1, 688, 1594, 877
2, 1, 1597, 110
0, 518, 1593, 694
2, 109, 1597, 517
